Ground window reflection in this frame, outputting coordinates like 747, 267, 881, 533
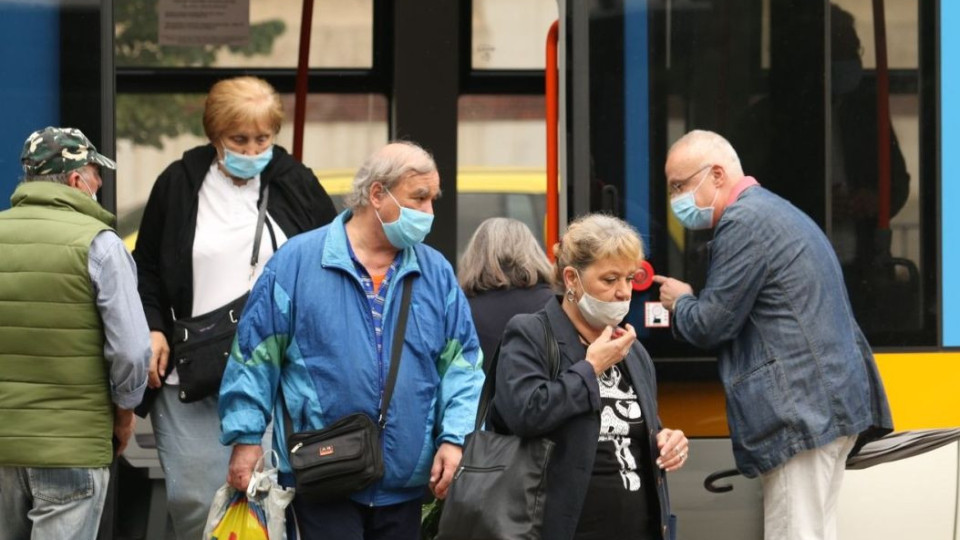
664, 0, 925, 344
457, 95, 547, 257
116, 0, 373, 69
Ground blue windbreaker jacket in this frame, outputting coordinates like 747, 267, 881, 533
219, 211, 485, 505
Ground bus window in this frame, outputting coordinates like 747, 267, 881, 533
564, 0, 934, 352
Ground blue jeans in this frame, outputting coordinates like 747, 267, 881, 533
152, 384, 232, 540
0, 466, 110, 540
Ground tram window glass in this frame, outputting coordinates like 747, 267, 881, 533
457, 95, 547, 256
116, 93, 387, 242
566, 0, 933, 351
471, 0, 557, 69
662, 0, 927, 346
115, 0, 373, 69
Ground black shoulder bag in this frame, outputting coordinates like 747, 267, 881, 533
172, 186, 275, 403
282, 276, 414, 502
436, 311, 559, 540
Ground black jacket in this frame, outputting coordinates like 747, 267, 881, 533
466, 283, 556, 369
489, 298, 675, 540
132, 144, 337, 336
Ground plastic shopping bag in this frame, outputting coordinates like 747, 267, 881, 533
204, 451, 295, 540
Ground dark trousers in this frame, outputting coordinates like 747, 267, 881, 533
286, 496, 422, 540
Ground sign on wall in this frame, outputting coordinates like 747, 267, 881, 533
158, 0, 250, 46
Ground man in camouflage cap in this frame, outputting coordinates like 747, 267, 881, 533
21, 126, 117, 177
0, 127, 150, 538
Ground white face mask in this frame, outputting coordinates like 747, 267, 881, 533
575, 270, 631, 329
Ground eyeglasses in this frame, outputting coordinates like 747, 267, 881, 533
668, 164, 711, 196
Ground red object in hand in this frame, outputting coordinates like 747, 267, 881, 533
632, 260, 655, 292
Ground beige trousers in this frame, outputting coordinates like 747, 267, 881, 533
761, 435, 857, 540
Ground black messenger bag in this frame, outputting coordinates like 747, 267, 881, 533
172, 186, 274, 403
282, 276, 413, 502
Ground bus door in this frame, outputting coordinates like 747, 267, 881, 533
559, 1, 932, 538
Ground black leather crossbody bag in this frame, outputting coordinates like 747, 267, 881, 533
282, 276, 413, 502
436, 311, 559, 540
172, 186, 275, 403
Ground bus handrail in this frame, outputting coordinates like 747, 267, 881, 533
546, 19, 559, 260
293, 0, 316, 161
873, 0, 891, 230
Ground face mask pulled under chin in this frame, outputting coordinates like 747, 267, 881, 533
575, 271, 631, 329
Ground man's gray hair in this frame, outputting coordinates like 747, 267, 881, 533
668, 129, 743, 175
345, 141, 437, 210
21, 171, 71, 185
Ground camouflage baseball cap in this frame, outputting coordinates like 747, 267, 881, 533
20, 127, 117, 176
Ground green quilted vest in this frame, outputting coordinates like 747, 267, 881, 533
0, 182, 117, 467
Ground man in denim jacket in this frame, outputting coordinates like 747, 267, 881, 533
654, 130, 892, 540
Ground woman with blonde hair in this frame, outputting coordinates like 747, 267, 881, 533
488, 213, 686, 540
133, 76, 336, 538
458, 217, 555, 368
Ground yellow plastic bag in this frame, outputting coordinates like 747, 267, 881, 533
210, 491, 270, 540
204, 451, 294, 540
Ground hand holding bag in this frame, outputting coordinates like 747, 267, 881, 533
436, 311, 559, 540
203, 450, 293, 539
281, 276, 414, 502
173, 186, 275, 403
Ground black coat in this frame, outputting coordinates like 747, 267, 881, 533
466, 283, 556, 369
489, 298, 675, 540
133, 144, 337, 336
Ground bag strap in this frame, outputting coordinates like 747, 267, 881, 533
378, 276, 414, 429
474, 310, 560, 430
280, 275, 414, 438
249, 185, 271, 277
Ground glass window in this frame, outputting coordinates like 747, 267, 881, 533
472, 0, 558, 69
457, 95, 547, 257
116, 0, 373, 69
116, 93, 388, 242
570, 0, 932, 349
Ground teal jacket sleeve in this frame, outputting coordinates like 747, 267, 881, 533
219, 266, 290, 446
433, 283, 485, 447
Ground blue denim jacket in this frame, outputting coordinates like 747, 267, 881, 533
673, 186, 892, 477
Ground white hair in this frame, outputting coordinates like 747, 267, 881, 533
667, 129, 743, 175
344, 141, 437, 210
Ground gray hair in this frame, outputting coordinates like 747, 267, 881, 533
345, 141, 437, 210
667, 129, 743, 176
458, 217, 554, 296
21, 171, 71, 185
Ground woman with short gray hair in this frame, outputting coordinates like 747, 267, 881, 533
458, 217, 555, 370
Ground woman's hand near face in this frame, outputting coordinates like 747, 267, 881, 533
585, 323, 637, 376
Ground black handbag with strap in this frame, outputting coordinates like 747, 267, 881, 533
281, 276, 414, 502
172, 186, 275, 403
436, 311, 560, 540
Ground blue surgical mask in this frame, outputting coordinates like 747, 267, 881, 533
670, 168, 717, 230
220, 145, 273, 179
377, 189, 434, 249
